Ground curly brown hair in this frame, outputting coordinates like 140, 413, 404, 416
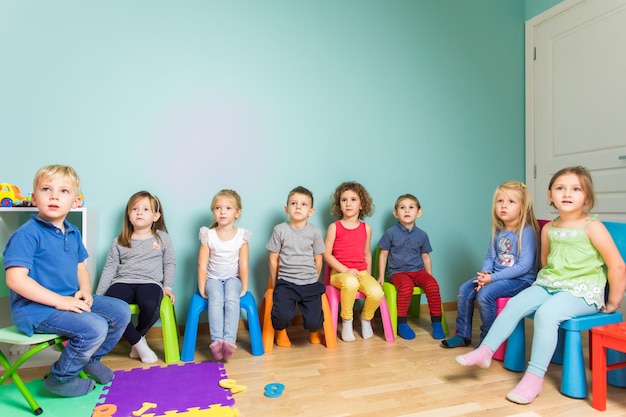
330, 181, 374, 220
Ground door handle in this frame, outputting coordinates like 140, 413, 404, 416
620, 155, 626, 160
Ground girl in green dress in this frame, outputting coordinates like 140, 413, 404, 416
455, 166, 626, 404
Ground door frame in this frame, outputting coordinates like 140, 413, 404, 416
524, 0, 587, 199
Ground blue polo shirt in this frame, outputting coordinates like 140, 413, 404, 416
377, 223, 432, 276
3, 215, 88, 335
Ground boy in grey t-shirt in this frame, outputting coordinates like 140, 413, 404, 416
266, 186, 327, 347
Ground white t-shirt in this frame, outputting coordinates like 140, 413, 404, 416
199, 226, 251, 280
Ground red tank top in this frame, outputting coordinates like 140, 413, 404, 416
331, 220, 367, 270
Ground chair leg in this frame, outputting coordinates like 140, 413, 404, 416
503, 319, 526, 372
159, 296, 180, 364
260, 289, 275, 353
591, 331, 608, 411
561, 328, 587, 398
181, 295, 205, 362
382, 282, 398, 336
0, 350, 43, 414
321, 294, 337, 348
378, 297, 395, 343
326, 286, 340, 335
240, 292, 264, 356
409, 293, 422, 318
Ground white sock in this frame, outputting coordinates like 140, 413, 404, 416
341, 318, 355, 342
361, 317, 374, 339
133, 336, 158, 364
130, 345, 139, 359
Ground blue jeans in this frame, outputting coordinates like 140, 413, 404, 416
455, 277, 531, 341
482, 285, 598, 377
34, 295, 130, 382
206, 278, 242, 343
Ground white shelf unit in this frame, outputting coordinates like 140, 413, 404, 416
0, 207, 97, 326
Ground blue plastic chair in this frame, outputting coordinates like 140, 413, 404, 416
504, 220, 626, 399
181, 291, 264, 361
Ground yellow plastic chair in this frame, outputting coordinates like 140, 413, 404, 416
374, 246, 449, 336
129, 295, 180, 363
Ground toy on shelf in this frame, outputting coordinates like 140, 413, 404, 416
0, 183, 31, 207
0, 183, 84, 208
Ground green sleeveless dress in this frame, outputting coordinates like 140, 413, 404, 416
534, 216, 606, 308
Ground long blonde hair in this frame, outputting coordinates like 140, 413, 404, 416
490, 181, 540, 256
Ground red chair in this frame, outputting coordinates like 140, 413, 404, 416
591, 322, 626, 411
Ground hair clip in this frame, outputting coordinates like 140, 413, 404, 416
520, 182, 526, 189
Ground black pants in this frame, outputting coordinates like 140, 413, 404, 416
105, 282, 163, 345
271, 279, 325, 332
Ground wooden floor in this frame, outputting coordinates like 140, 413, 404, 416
14, 312, 626, 417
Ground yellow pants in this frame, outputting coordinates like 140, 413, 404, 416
330, 270, 383, 321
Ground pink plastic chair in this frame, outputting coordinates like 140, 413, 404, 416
323, 266, 395, 343
492, 297, 511, 361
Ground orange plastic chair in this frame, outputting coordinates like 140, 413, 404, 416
259, 277, 337, 352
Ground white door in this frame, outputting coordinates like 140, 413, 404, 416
526, 0, 626, 222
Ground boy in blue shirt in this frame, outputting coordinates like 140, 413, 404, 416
3, 165, 130, 397
377, 194, 445, 339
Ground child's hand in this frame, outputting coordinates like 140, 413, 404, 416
74, 290, 93, 307
164, 289, 176, 304
346, 268, 360, 278
473, 272, 492, 291
601, 301, 621, 313
57, 295, 91, 313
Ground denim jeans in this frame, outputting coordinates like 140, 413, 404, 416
455, 277, 531, 342
206, 278, 242, 343
34, 295, 130, 382
482, 285, 598, 377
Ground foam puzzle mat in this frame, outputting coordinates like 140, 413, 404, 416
0, 378, 105, 417
95, 361, 236, 416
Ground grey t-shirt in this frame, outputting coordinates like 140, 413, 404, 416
265, 222, 325, 285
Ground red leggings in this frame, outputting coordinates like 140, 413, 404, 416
390, 270, 441, 318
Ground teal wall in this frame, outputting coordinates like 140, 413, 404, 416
526, 0, 565, 19
1, 1, 530, 322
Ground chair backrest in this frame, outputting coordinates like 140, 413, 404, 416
604, 221, 626, 260
323, 264, 331, 286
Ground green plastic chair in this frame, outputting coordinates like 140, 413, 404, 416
374, 246, 449, 336
0, 255, 87, 415
129, 295, 180, 363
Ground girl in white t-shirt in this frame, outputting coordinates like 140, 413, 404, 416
198, 189, 250, 361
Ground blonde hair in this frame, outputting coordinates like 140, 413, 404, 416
548, 166, 595, 212
330, 181, 374, 220
33, 165, 81, 195
209, 189, 242, 229
118, 191, 167, 247
491, 181, 540, 256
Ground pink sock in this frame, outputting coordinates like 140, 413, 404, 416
506, 372, 543, 404
455, 344, 494, 368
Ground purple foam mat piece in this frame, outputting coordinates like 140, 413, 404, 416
96, 361, 234, 416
